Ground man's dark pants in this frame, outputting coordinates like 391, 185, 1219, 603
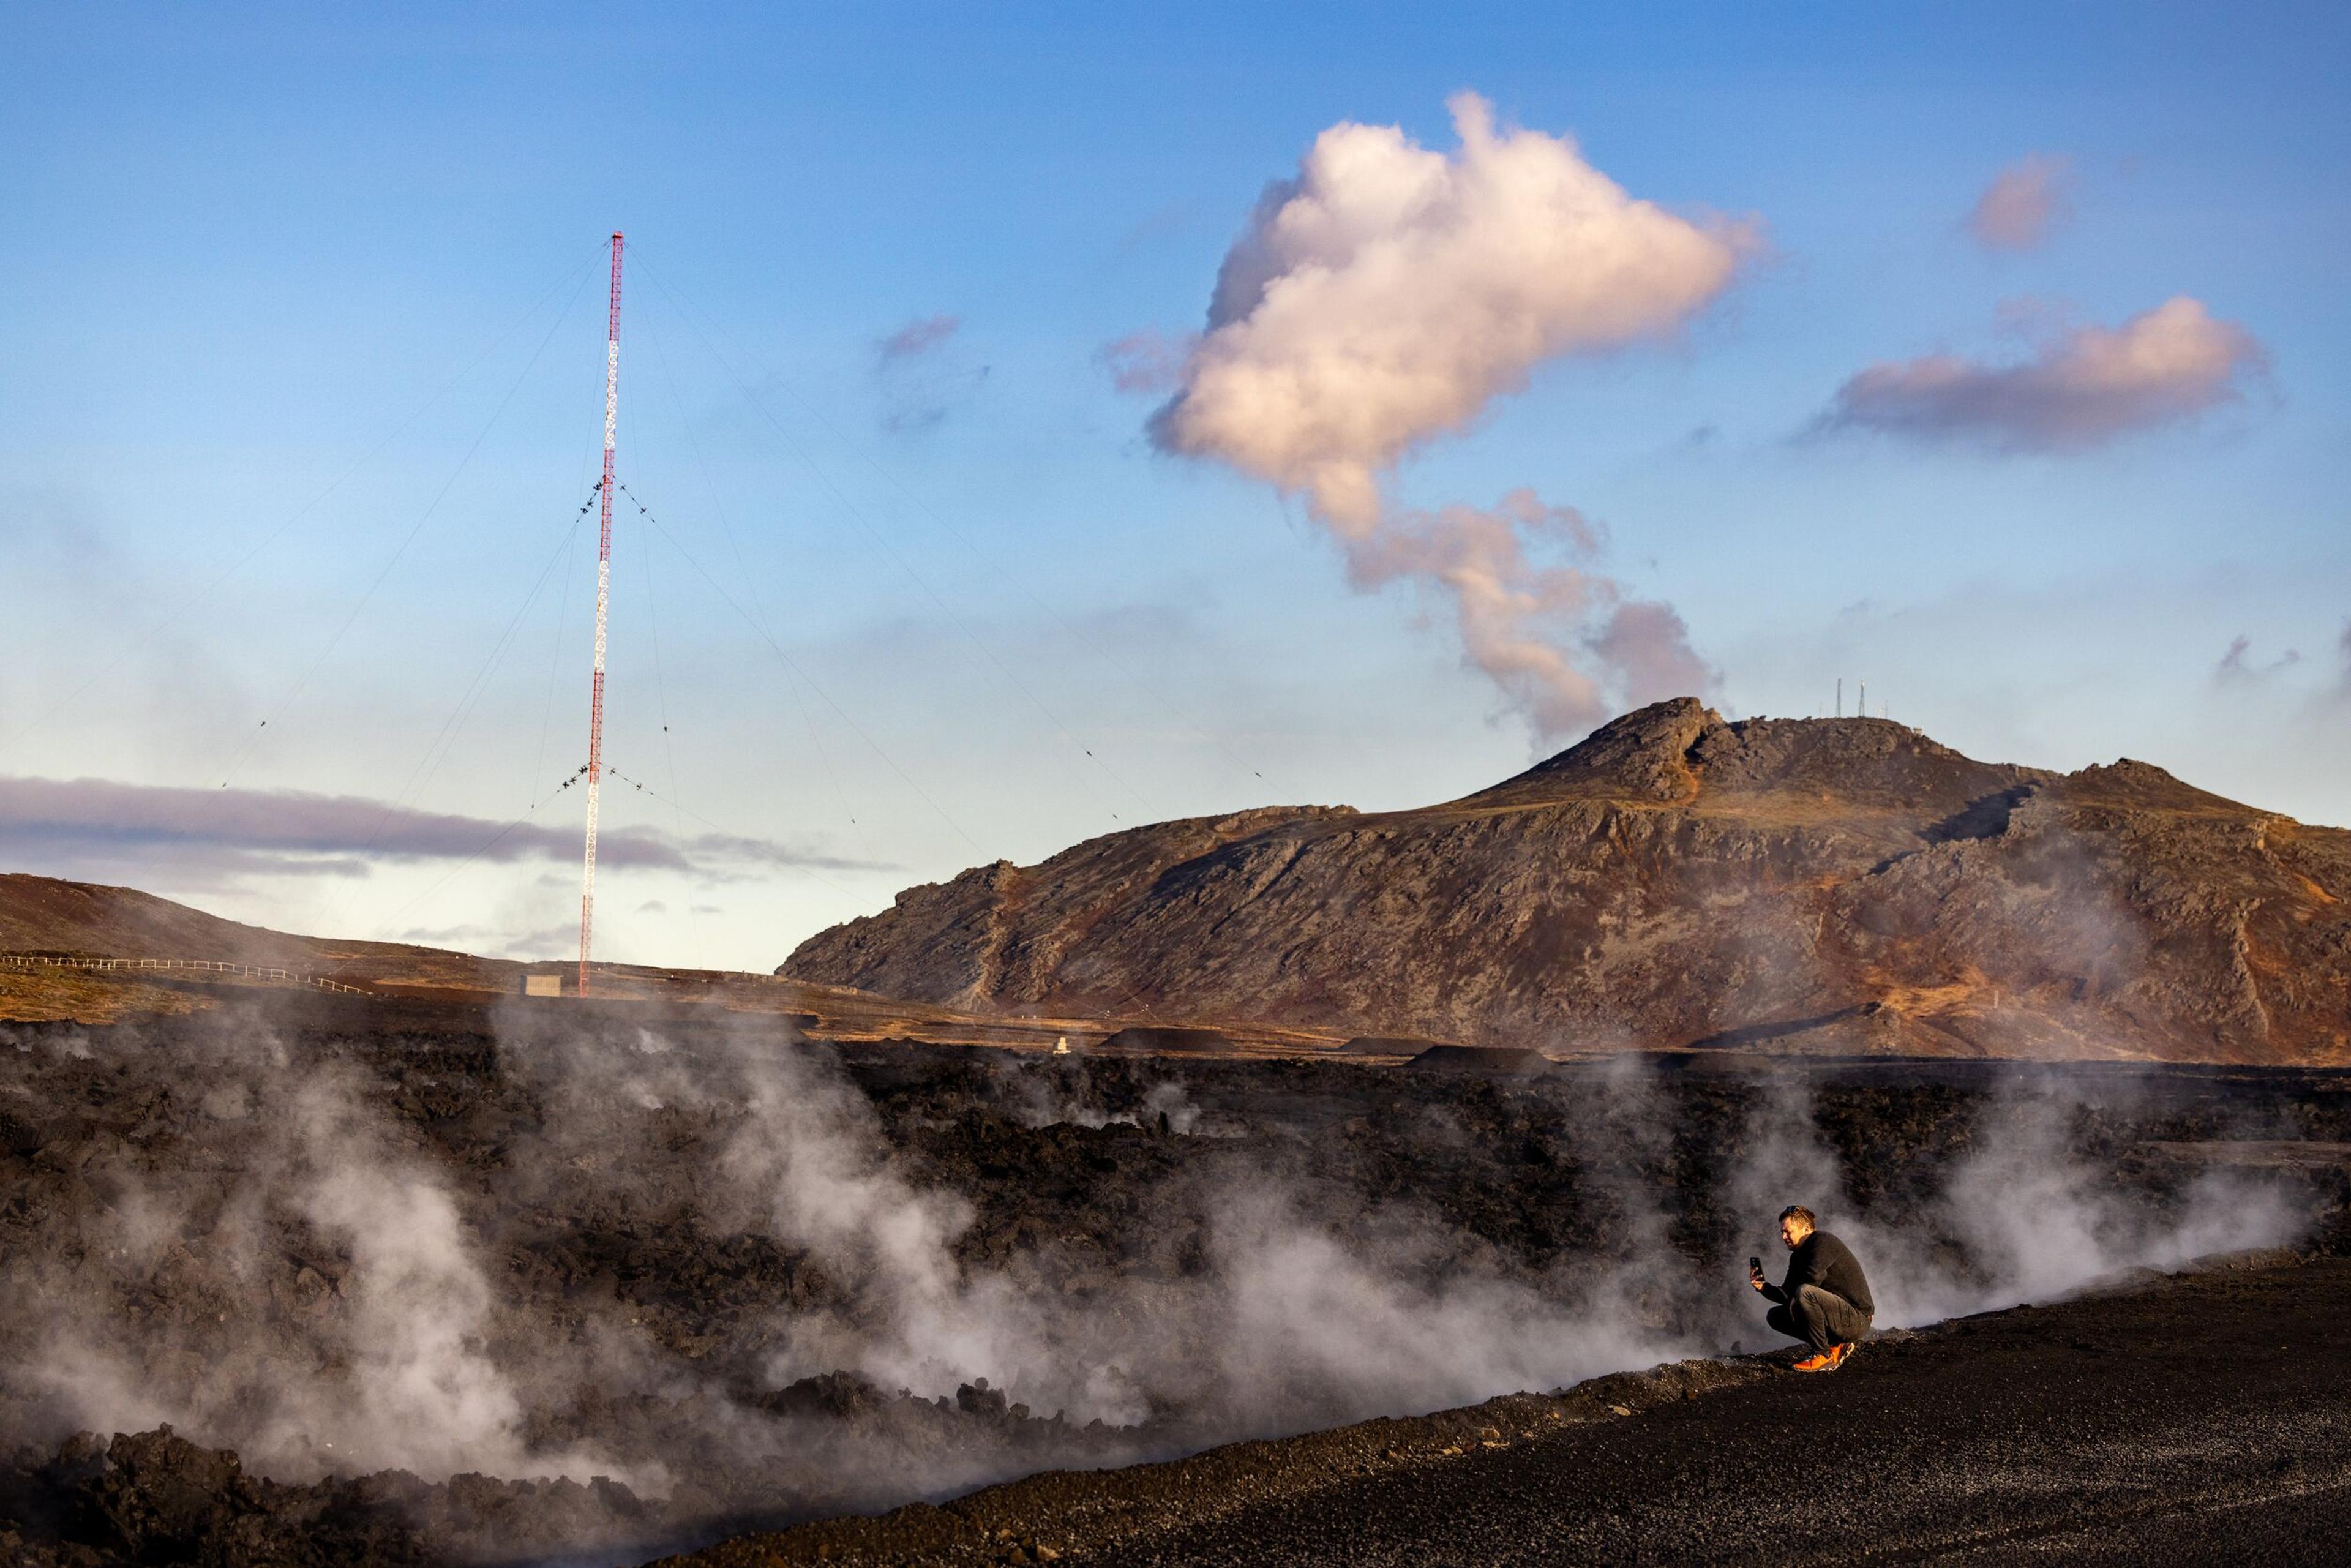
1767, 1283, 1871, 1353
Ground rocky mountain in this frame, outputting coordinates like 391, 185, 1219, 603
782, 700, 2351, 1064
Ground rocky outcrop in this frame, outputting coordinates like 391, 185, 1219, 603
782, 700, 2351, 1063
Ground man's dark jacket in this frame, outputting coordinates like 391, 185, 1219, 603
1761, 1229, 1874, 1316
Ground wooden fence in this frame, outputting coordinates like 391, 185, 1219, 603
0, 954, 371, 996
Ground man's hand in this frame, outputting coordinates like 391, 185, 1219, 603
1749, 1274, 1767, 1293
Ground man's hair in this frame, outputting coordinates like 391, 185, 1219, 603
1779, 1205, 1816, 1228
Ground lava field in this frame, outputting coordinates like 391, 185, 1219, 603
3, 993, 2347, 1566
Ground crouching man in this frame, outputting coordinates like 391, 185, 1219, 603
1749, 1204, 1873, 1372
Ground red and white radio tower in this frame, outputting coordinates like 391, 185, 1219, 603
579, 231, 623, 996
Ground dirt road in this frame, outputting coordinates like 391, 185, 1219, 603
669, 1256, 2351, 1567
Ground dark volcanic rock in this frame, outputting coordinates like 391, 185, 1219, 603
1097, 1027, 1239, 1054
657, 1258, 2351, 1568
1404, 1046, 1551, 1076
0, 1425, 437, 1566
3, 1001, 2349, 1564
781, 700, 2351, 1065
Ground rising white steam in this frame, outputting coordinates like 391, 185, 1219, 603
285, 1076, 546, 1479
1207, 1187, 1667, 1428
20, 1046, 622, 1487
714, 1038, 1051, 1406
1717, 1071, 2297, 1335
0, 1012, 2314, 1552
1148, 92, 1744, 735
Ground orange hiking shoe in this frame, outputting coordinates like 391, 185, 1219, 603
1792, 1351, 1837, 1373
1829, 1341, 1858, 1369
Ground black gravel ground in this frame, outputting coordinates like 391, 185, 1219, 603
667, 1254, 2351, 1567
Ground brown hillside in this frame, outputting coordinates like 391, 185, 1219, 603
0, 872, 1341, 1052
0, 872, 512, 988
781, 699, 2351, 1064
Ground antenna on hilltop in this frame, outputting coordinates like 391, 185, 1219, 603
1835, 678, 1842, 718
579, 231, 623, 997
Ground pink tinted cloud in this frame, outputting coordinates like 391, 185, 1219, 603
1098, 329, 1195, 395
1967, 154, 2075, 252
876, 314, 960, 362
0, 775, 883, 884
1822, 297, 2267, 452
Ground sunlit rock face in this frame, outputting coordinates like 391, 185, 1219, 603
784, 698, 2351, 1066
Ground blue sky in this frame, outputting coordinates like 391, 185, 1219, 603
4, 2, 2347, 970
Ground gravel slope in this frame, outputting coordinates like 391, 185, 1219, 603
667, 1255, 2351, 1567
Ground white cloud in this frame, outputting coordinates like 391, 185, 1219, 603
1155, 92, 1750, 531
1147, 92, 1745, 736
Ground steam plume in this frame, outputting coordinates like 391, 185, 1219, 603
1, 1009, 2315, 1558
1148, 92, 1743, 736
1344, 491, 1714, 733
